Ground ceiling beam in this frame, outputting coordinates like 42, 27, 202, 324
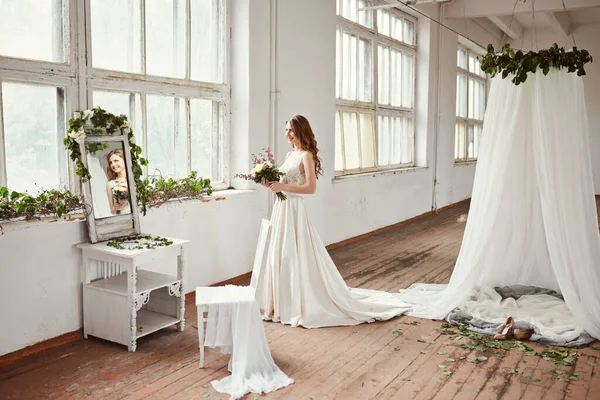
444, 0, 598, 19
487, 15, 524, 40
546, 11, 571, 36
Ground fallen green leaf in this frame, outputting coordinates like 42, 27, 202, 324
394, 346, 400, 351
420, 349, 428, 354
446, 358, 455, 362
438, 350, 447, 355
476, 356, 488, 362
443, 370, 453, 375
202, 393, 210, 398
438, 364, 447, 369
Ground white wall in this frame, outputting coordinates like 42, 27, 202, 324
510, 23, 600, 193
0, 0, 508, 356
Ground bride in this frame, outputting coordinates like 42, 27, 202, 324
257, 115, 410, 328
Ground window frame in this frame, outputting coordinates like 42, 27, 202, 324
0, 0, 231, 192
455, 44, 487, 164
335, 0, 417, 177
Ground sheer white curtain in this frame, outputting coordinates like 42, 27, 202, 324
399, 69, 600, 341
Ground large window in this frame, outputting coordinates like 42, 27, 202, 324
335, 0, 416, 175
0, 0, 229, 193
455, 45, 486, 163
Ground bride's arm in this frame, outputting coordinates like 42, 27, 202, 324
268, 152, 317, 195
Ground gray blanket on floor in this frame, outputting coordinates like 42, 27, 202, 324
445, 285, 594, 347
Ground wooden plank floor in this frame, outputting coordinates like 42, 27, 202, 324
1, 199, 600, 400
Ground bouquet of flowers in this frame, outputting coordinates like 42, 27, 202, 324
235, 147, 287, 200
112, 182, 129, 203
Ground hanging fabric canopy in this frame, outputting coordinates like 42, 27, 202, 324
399, 69, 600, 344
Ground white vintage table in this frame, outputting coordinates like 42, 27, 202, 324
77, 237, 189, 351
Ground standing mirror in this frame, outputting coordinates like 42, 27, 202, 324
66, 108, 144, 243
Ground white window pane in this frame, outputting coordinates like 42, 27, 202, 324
146, 95, 176, 178
91, 0, 142, 73
174, 98, 188, 178
467, 124, 475, 158
336, 30, 342, 99
391, 117, 401, 164
377, 10, 390, 37
456, 74, 467, 118
336, 0, 341, 16
0, 0, 67, 63
468, 78, 475, 119
390, 50, 401, 107
468, 54, 476, 73
403, 20, 415, 46
342, 112, 360, 169
377, 116, 390, 166
457, 48, 467, 69
191, 99, 222, 182
341, 32, 357, 100
358, 37, 372, 102
455, 122, 466, 160
478, 80, 486, 119
401, 117, 414, 164
378, 46, 390, 105
348, 0, 357, 22
335, 111, 344, 171
93, 91, 131, 119
357, 0, 372, 28
347, 35, 358, 100
391, 16, 403, 42
402, 53, 414, 108
360, 114, 375, 168
146, 0, 186, 79
473, 124, 482, 159
3, 82, 67, 192
191, 0, 223, 83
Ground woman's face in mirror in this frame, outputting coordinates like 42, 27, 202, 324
108, 154, 125, 175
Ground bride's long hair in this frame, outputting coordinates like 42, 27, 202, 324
287, 115, 324, 178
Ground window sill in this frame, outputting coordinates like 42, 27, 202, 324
332, 166, 428, 183
0, 189, 256, 233
454, 160, 477, 166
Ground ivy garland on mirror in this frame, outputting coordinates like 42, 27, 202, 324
106, 234, 174, 250
478, 43, 593, 85
64, 107, 151, 214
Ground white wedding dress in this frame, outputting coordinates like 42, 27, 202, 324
256, 150, 411, 328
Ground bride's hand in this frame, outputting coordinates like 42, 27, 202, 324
269, 181, 284, 193
260, 178, 270, 188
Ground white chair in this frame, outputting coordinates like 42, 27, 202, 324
196, 218, 271, 368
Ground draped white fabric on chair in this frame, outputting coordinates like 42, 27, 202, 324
399, 69, 600, 342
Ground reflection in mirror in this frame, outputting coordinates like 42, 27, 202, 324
86, 142, 131, 219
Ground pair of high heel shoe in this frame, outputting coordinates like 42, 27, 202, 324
493, 317, 534, 340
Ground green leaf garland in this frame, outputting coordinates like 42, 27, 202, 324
478, 43, 593, 85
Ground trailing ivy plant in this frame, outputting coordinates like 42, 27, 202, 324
478, 43, 593, 85
64, 107, 151, 214
0, 186, 84, 222
143, 171, 214, 208
0, 170, 214, 227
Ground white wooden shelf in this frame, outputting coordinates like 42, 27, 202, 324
136, 310, 181, 339
78, 237, 189, 352
88, 270, 180, 296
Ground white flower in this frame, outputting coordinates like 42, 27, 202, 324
267, 161, 273, 166
122, 120, 132, 135
68, 128, 86, 144
129, 135, 136, 144
138, 238, 148, 245
73, 111, 82, 120
82, 109, 94, 122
